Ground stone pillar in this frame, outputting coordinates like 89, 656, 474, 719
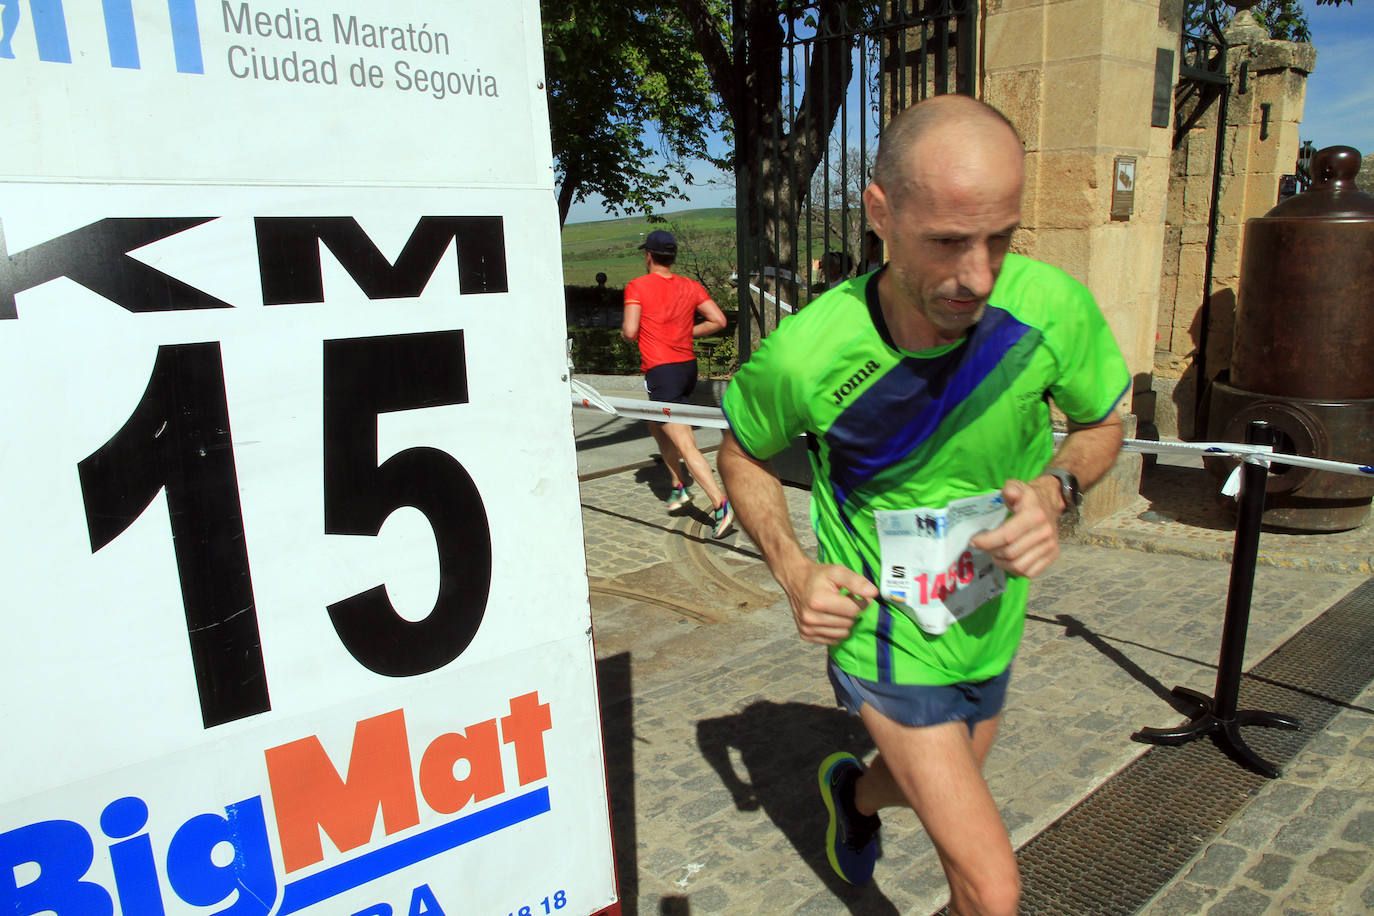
983, 0, 1181, 525
1152, 11, 1314, 440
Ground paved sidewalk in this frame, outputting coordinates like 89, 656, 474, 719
571, 378, 1374, 916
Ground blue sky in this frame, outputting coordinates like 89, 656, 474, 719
1300, 0, 1374, 155
564, 1, 1373, 224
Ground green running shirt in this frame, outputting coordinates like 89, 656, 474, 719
722, 254, 1130, 685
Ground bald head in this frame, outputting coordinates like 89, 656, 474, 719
871, 96, 1024, 206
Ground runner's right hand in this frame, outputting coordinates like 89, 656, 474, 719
782, 562, 878, 645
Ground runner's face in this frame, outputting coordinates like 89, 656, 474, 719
867, 153, 1023, 346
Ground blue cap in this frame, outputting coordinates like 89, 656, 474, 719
637, 230, 678, 254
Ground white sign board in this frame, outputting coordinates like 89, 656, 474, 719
1, 3, 616, 915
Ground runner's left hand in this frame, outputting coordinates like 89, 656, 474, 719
969, 478, 1060, 578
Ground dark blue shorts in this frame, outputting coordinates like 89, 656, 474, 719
828, 658, 1011, 732
644, 359, 698, 404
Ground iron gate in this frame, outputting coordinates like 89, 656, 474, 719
1175, 0, 1229, 424
732, 0, 975, 356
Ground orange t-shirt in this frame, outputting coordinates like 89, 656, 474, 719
624, 273, 710, 371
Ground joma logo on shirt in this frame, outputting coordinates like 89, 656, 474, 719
831, 359, 881, 406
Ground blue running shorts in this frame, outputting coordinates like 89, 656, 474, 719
828, 658, 1011, 732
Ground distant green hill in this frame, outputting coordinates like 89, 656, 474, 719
561, 208, 735, 288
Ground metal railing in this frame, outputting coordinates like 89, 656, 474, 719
733, 0, 974, 354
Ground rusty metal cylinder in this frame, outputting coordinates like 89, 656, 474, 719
1206, 146, 1374, 532
1230, 146, 1374, 398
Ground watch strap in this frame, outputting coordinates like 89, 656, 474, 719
1042, 466, 1081, 510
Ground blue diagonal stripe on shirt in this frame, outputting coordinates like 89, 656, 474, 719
824, 306, 1033, 506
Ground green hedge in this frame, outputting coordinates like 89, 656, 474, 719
564, 286, 738, 378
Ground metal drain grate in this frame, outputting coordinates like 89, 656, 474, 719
939, 576, 1374, 916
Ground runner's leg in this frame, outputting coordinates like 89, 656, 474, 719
859, 707, 1019, 916
659, 421, 724, 508
852, 715, 997, 814
647, 421, 687, 490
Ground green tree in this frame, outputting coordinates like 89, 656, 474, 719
1191, 0, 1356, 43
676, 0, 873, 338
542, 1, 721, 227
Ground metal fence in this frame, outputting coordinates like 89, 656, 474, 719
733, 0, 975, 354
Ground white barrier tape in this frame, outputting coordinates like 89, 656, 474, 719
572, 386, 1374, 478
748, 283, 794, 315
1068, 434, 1374, 478
571, 392, 730, 430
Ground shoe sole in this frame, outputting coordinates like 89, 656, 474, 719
818, 751, 861, 884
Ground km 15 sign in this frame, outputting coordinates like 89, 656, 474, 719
1, 2, 615, 915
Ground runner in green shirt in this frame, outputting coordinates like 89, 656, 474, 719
719, 95, 1128, 914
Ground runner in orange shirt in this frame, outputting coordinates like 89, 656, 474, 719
622, 230, 733, 538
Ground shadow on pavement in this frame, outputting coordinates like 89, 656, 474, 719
576, 417, 655, 453
696, 701, 900, 915
1136, 463, 1233, 532
597, 653, 639, 914
1040, 613, 1200, 714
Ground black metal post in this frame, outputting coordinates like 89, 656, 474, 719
1132, 420, 1301, 778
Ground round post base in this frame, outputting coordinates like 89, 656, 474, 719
1132, 686, 1302, 779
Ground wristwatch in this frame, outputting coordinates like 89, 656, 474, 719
1042, 467, 1081, 511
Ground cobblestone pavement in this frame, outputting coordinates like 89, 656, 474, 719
1144, 680, 1374, 916
578, 465, 1374, 916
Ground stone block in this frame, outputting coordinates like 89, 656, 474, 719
1134, 154, 1172, 223
1152, 372, 1197, 438
985, 0, 1052, 13
1253, 119, 1301, 177
1157, 280, 1179, 349
1098, 58, 1157, 149
984, 68, 1043, 149
1101, 1, 1169, 61
1034, 150, 1099, 229
1041, 59, 1103, 150
1218, 173, 1250, 224
1242, 175, 1281, 220
1033, 228, 1091, 285
1212, 224, 1243, 284
1251, 40, 1316, 74
1020, 152, 1043, 226
984, 8, 1046, 70
1185, 124, 1220, 175
1254, 68, 1306, 115
1176, 244, 1207, 291
1042, 0, 1105, 61
1180, 221, 1209, 246
1182, 172, 1214, 224
1309, 848, 1371, 883
1166, 174, 1186, 221
1013, 225, 1041, 260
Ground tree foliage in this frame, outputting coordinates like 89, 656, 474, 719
1191, 0, 1356, 43
676, 0, 877, 338
542, 1, 721, 227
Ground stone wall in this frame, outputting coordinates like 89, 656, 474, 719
983, 0, 1185, 524
1149, 12, 1315, 440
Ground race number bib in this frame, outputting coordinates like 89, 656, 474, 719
875, 492, 1008, 635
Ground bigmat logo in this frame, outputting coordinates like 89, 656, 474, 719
0, 0, 205, 72
1, 693, 554, 915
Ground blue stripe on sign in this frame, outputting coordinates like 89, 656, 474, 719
168, 0, 203, 73
31, 0, 73, 63
101, 0, 139, 69
826, 307, 1032, 505
278, 787, 552, 915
